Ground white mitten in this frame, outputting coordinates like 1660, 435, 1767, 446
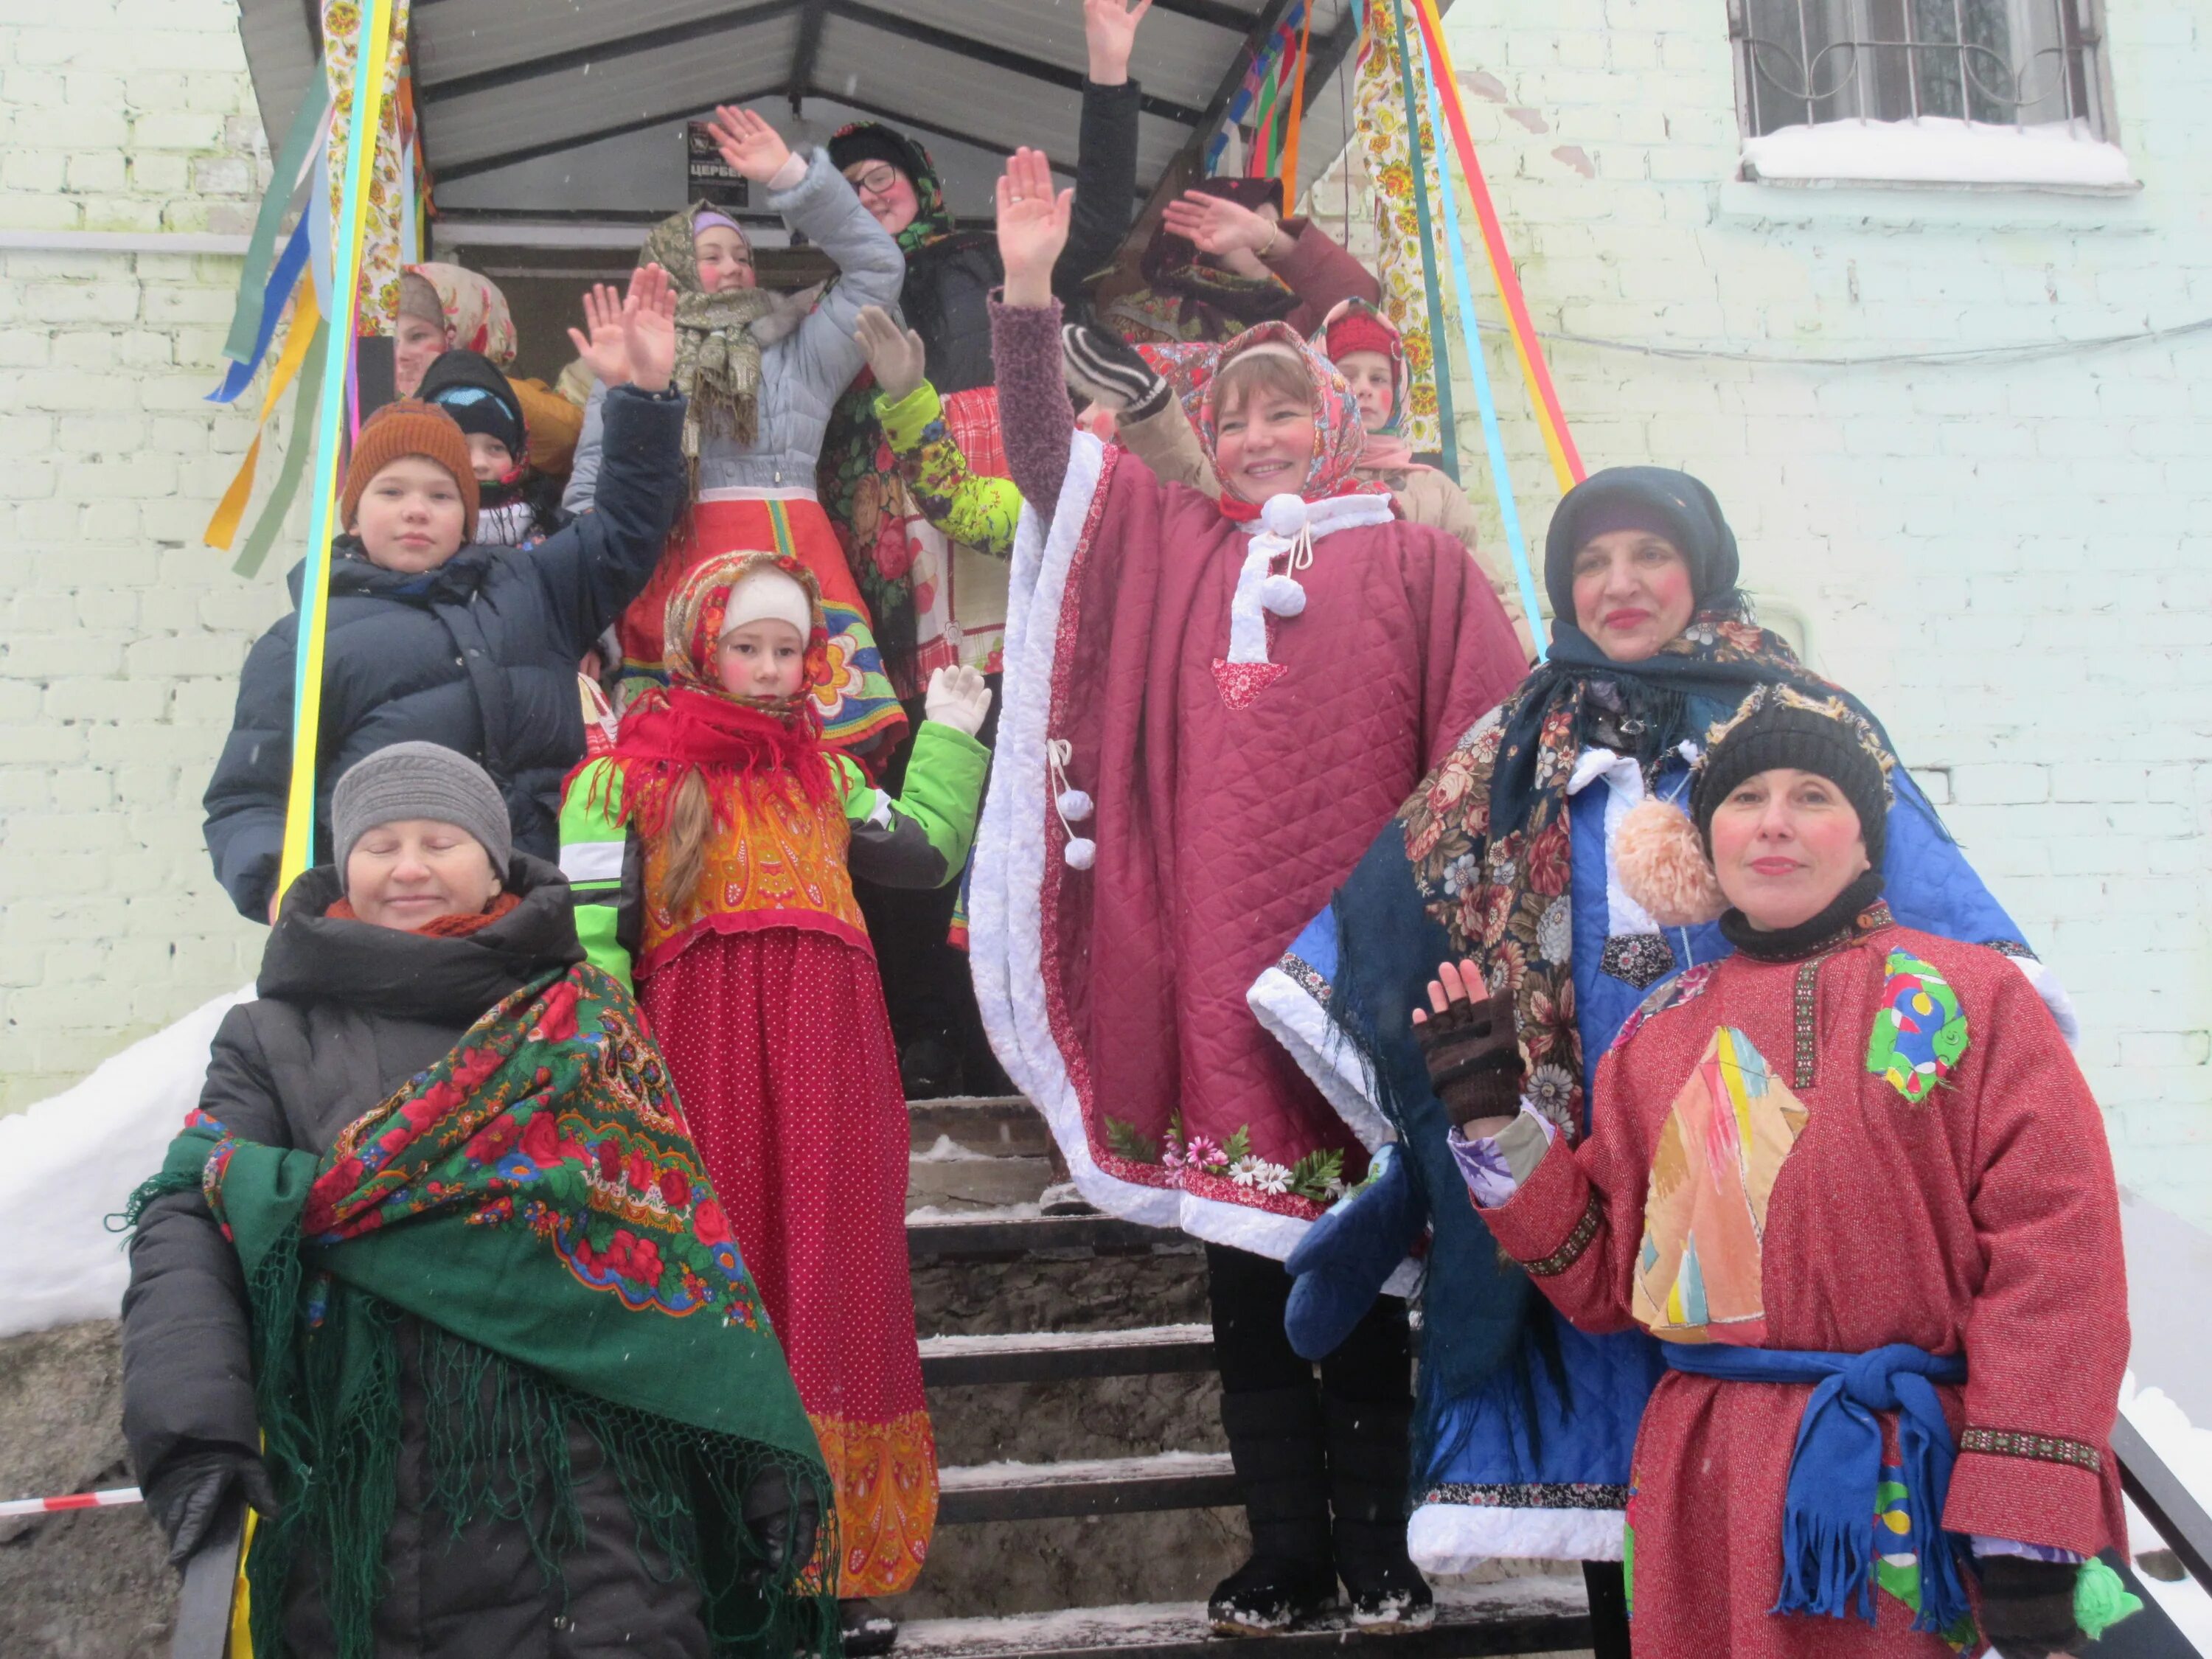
924, 664, 993, 737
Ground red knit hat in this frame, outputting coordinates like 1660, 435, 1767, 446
1324, 307, 1399, 366
340, 399, 480, 542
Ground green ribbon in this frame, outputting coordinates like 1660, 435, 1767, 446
222, 68, 331, 367
232, 320, 329, 578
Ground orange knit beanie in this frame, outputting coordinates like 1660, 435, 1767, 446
341, 399, 480, 542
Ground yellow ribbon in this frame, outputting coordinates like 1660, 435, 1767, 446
201, 281, 323, 552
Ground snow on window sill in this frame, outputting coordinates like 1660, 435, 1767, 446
1739, 116, 2138, 193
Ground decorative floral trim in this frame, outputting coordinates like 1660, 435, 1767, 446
1524, 1193, 1604, 1278
1600, 931, 1674, 990
1793, 956, 1823, 1089
1422, 1482, 1630, 1510
1157, 1117, 1346, 1204
1959, 1427, 2102, 1473
1281, 951, 1333, 1007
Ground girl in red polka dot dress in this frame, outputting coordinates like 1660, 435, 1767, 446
560, 551, 992, 1635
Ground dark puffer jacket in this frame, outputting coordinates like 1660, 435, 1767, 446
834, 81, 1140, 397
121, 860, 720, 1658
203, 385, 685, 919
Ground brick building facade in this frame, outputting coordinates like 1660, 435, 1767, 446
1, 0, 2206, 1218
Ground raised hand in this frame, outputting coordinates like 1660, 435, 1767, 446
621, 263, 678, 394
996, 147, 1072, 307
854, 305, 928, 405
1410, 958, 1523, 1132
924, 664, 993, 737
711, 105, 796, 185
1084, 0, 1152, 86
566, 282, 633, 386
1161, 189, 1279, 261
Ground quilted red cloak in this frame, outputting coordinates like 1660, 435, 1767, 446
972, 434, 1526, 1256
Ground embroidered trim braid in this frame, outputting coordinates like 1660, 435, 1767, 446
1960, 1427, 2103, 1473
1986, 938, 2034, 960
1792, 957, 1821, 1089
1422, 1482, 1630, 1510
1523, 1194, 1603, 1278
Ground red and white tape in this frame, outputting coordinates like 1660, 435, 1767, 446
0, 1486, 142, 1519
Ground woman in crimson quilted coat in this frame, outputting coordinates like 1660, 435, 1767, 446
972, 148, 1528, 1636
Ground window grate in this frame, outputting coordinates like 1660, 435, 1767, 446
1731, 0, 2107, 137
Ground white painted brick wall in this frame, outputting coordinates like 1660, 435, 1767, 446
1312, 0, 2212, 1221
0, 0, 288, 1110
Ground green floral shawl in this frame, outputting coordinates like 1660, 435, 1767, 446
129, 964, 834, 1659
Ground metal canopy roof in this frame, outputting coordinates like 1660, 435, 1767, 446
236, 0, 1371, 227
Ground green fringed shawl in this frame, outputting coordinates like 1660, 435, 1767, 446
128, 964, 836, 1659
642, 201, 782, 466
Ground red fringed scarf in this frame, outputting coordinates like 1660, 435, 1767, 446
591, 685, 840, 839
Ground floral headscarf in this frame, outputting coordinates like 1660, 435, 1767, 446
595, 552, 840, 840
1194, 321, 1389, 509
405, 263, 517, 367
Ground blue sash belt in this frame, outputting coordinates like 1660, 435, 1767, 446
1664, 1340, 1969, 1632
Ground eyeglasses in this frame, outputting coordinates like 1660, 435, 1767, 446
844, 163, 902, 198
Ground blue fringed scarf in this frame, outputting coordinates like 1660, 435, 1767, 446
1663, 1341, 1970, 1634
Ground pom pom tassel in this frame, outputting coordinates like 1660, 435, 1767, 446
1615, 798, 1727, 927
1259, 574, 1307, 616
1057, 788, 1094, 822
1064, 837, 1097, 870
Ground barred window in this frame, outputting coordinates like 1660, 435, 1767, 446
1731, 0, 2110, 137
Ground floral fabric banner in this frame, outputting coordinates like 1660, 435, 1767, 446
324, 0, 414, 332
1352, 11, 1444, 453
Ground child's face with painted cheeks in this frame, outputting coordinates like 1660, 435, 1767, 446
716, 619, 807, 698
462, 433, 515, 484
694, 226, 756, 293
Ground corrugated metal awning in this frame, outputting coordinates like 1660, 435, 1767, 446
235, 0, 1371, 226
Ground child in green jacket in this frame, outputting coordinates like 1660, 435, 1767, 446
558, 549, 987, 1624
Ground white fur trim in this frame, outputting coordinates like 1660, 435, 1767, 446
1247, 965, 1392, 1152
973, 434, 1180, 1229
1406, 1502, 1626, 1573
2011, 955, 2081, 1048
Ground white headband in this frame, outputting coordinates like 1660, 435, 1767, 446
720, 567, 813, 641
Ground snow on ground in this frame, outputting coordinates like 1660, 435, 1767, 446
0, 987, 247, 1340
917, 1323, 1211, 1357
1742, 116, 2135, 188
2121, 1374, 2212, 1652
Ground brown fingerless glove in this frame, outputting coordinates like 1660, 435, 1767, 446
1414, 988, 1524, 1127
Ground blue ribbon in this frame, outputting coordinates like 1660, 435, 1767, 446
206, 214, 312, 405
1663, 1341, 1970, 1633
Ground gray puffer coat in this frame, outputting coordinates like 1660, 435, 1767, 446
564, 148, 905, 504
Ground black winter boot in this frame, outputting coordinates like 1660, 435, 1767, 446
1207, 1385, 1340, 1635
1324, 1394, 1434, 1630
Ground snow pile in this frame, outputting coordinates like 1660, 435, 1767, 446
1742, 116, 2134, 188
2119, 1373, 2212, 1649
0, 987, 249, 1340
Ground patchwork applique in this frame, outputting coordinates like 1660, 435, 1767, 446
1873, 1467, 1978, 1651
1866, 950, 1969, 1103
1633, 1026, 1809, 1343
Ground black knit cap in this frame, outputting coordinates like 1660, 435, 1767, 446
1544, 465, 1740, 624
1692, 692, 1892, 867
827, 122, 924, 183
417, 349, 526, 459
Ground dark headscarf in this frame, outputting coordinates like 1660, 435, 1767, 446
418, 349, 526, 461
1543, 465, 1741, 622
827, 121, 957, 254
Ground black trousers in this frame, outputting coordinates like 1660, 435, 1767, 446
1204, 1242, 1411, 1402
851, 678, 1007, 1095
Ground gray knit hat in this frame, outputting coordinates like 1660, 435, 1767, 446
331, 742, 513, 872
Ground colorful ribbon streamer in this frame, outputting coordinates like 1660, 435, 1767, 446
232, 320, 330, 578
218, 69, 330, 369
206, 215, 312, 406
204, 281, 324, 551
1408, 0, 1585, 488
1279, 2, 1315, 198
279, 0, 399, 891
1424, 69, 1546, 650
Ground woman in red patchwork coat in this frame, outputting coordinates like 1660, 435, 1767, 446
1425, 687, 2138, 1658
